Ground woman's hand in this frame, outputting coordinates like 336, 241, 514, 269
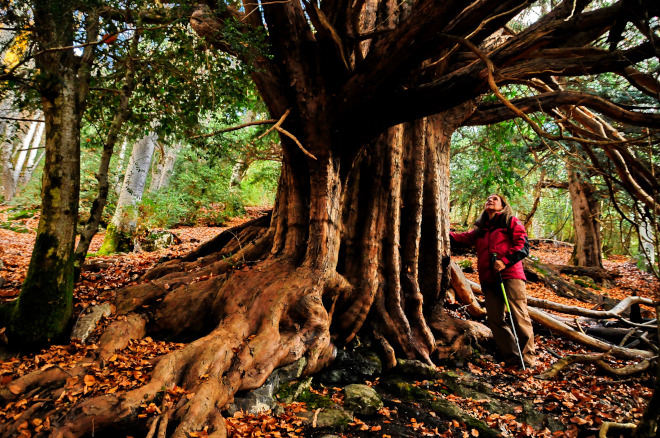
493, 260, 506, 272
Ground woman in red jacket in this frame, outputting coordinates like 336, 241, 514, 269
451, 194, 535, 368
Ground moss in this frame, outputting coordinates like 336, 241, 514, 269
295, 387, 334, 409
8, 232, 74, 349
97, 224, 133, 255
380, 377, 501, 437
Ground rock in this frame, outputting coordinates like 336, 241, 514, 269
139, 231, 181, 252
70, 303, 113, 343
295, 403, 353, 430
82, 260, 111, 272
227, 371, 281, 415
278, 357, 307, 383
394, 358, 439, 380
277, 376, 313, 404
343, 384, 383, 415
227, 358, 308, 415
317, 349, 382, 385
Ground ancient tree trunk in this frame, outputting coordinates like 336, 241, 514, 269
567, 166, 604, 268
99, 132, 156, 254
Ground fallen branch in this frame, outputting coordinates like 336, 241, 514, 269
598, 421, 637, 437
536, 351, 654, 380
449, 260, 487, 318
523, 259, 619, 309
529, 238, 574, 247
528, 307, 655, 359
527, 296, 657, 325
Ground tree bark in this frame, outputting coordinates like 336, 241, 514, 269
1, 2, 98, 348
74, 32, 139, 275
567, 165, 604, 268
149, 141, 181, 192
99, 132, 157, 254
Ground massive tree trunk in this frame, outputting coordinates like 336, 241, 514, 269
99, 132, 156, 254
567, 165, 604, 268
41, 102, 480, 437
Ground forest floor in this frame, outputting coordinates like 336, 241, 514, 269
0, 206, 658, 438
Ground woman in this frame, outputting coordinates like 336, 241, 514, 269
450, 194, 535, 368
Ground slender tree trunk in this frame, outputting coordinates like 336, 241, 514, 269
1, 2, 98, 348
229, 160, 250, 188
113, 139, 128, 195
637, 209, 657, 274
149, 141, 180, 192
17, 120, 45, 187
8, 72, 82, 347
74, 33, 138, 275
567, 166, 604, 268
0, 122, 17, 200
99, 132, 157, 254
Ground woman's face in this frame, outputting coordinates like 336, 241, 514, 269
485, 195, 503, 212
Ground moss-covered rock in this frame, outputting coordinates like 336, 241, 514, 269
343, 384, 383, 415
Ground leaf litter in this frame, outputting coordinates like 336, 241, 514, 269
0, 207, 657, 437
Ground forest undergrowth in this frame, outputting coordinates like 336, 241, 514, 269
0, 206, 658, 438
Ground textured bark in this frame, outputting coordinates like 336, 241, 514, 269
567, 166, 604, 268
149, 141, 181, 192
0, 2, 98, 348
99, 132, 157, 254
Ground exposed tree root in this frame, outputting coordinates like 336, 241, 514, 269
45, 258, 335, 437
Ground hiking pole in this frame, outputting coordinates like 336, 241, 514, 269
491, 253, 526, 370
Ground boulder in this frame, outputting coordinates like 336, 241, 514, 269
294, 403, 353, 430
343, 384, 383, 415
226, 357, 308, 415
139, 231, 181, 252
317, 349, 382, 385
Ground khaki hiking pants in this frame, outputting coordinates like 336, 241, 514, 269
482, 279, 536, 367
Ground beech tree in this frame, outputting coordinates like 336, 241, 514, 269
2, 0, 660, 436
98, 131, 157, 253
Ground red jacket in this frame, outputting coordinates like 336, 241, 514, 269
450, 213, 529, 284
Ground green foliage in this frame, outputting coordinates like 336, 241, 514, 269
457, 259, 473, 271
137, 147, 247, 229
240, 160, 280, 207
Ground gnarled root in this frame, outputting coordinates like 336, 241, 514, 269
1, 255, 335, 438
427, 306, 492, 361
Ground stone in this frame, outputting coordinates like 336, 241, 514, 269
343, 384, 383, 415
70, 303, 113, 343
317, 349, 382, 385
295, 403, 353, 430
139, 231, 181, 252
227, 371, 280, 415
227, 357, 308, 415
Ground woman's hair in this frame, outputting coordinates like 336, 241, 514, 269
474, 193, 514, 229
